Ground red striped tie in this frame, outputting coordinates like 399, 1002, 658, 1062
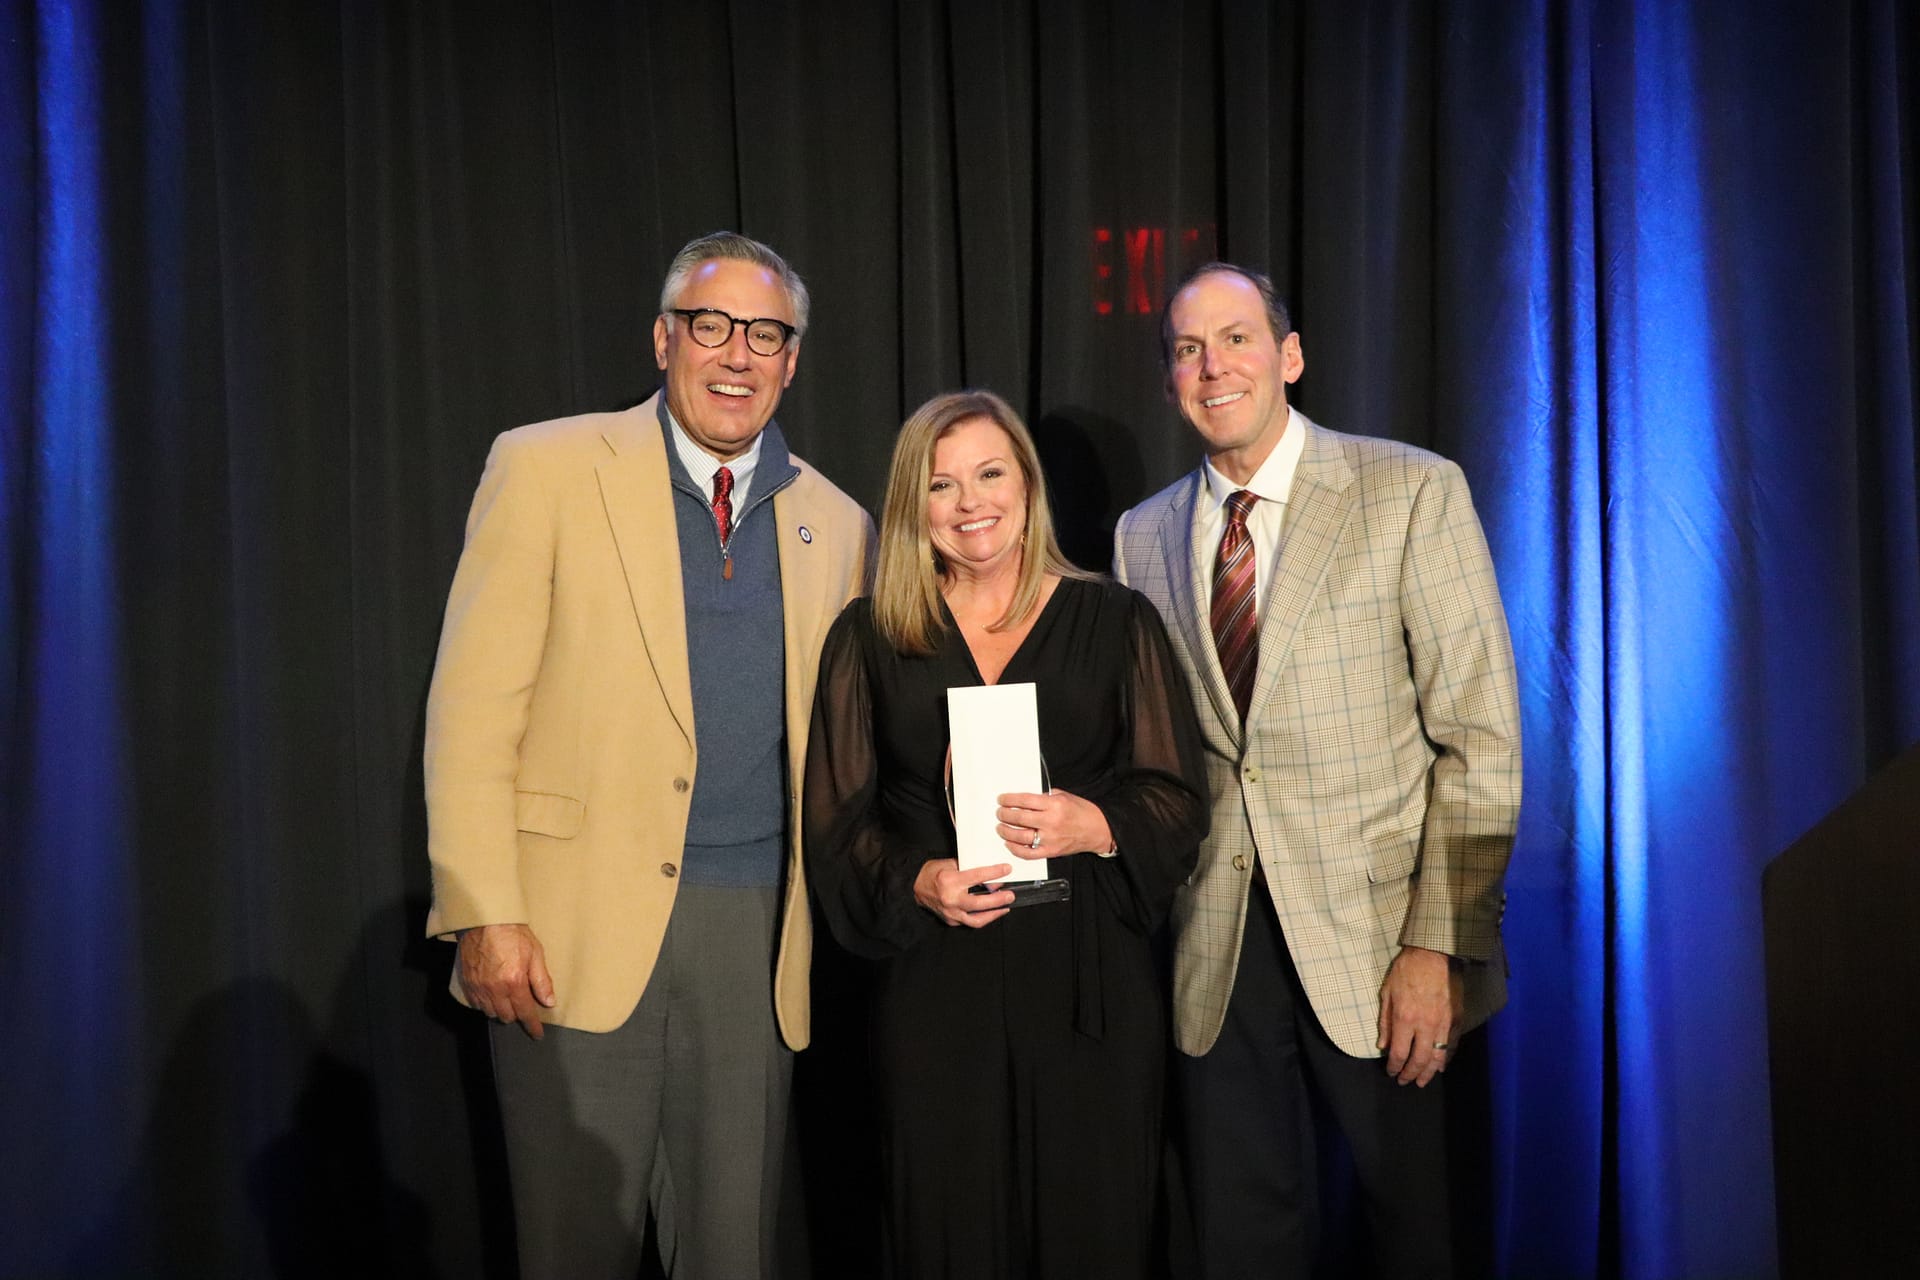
711, 465, 734, 544
1211, 489, 1259, 724
712, 465, 735, 580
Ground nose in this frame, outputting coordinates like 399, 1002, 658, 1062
1199, 341, 1224, 377
719, 322, 755, 366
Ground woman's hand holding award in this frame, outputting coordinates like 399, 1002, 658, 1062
947, 682, 1071, 908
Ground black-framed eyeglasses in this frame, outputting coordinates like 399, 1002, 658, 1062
669, 308, 798, 357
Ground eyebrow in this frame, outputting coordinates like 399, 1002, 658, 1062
929, 455, 1010, 477
1175, 320, 1249, 341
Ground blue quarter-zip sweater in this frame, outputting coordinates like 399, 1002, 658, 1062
663, 413, 792, 887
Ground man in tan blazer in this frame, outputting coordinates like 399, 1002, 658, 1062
425, 232, 871, 1279
1114, 263, 1521, 1278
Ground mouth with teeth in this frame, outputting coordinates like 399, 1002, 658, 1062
1202, 391, 1246, 408
956, 517, 999, 533
707, 383, 754, 398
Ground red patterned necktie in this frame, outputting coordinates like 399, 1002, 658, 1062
712, 465, 734, 579
1211, 489, 1260, 724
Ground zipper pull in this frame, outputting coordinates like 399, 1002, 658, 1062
723, 554, 733, 581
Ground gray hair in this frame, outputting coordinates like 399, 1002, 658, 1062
1159, 261, 1292, 367
658, 231, 811, 337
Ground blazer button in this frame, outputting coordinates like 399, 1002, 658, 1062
672, 777, 690, 793
661, 863, 678, 878
1231, 854, 1249, 872
1242, 765, 1262, 784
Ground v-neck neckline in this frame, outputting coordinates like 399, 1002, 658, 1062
942, 577, 1070, 687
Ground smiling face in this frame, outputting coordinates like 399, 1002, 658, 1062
1165, 270, 1305, 482
652, 258, 801, 460
926, 416, 1029, 581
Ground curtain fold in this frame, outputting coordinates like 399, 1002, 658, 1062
3, 2, 1915, 1276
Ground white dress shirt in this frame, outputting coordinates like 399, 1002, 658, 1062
1192, 404, 1307, 618
666, 409, 764, 513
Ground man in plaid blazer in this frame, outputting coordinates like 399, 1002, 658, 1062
1113, 263, 1521, 1278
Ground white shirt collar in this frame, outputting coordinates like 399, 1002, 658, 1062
665, 407, 763, 507
1201, 404, 1307, 511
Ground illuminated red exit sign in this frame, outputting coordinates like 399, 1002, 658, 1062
1092, 224, 1219, 315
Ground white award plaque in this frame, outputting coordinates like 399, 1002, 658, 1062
946, 682, 1049, 884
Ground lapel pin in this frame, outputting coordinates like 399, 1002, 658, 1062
798, 525, 813, 544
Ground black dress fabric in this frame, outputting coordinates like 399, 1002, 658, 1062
805, 577, 1208, 1279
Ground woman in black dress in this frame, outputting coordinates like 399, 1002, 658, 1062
805, 389, 1208, 1278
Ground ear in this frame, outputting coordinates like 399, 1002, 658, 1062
1280, 331, 1304, 384
779, 340, 801, 389
652, 314, 670, 371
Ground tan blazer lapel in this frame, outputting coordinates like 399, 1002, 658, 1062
773, 476, 835, 765
1246, 419, 1355, 724
595, 396, 696, 748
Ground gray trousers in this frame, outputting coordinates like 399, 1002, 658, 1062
489, 883, 792, 1280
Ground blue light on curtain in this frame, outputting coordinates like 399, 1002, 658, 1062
1438, 2, 1614, 1272
1469, 3, 1918, 1277
1, 1, 140, 1268
0, 0, 34, 798
1592, 5, 1752, 1273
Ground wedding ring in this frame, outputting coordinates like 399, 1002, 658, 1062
1029, 832, 1042, 850
1434, 1042, 1450, 1052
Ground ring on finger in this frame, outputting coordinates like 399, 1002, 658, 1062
1029, 831, 1042, 849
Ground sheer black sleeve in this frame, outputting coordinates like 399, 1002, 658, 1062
1078, 589, 1210, 932
803, 602, 944, 958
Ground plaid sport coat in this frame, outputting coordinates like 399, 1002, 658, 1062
1114, 415, 1521, 1058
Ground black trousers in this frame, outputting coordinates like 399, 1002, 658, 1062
1175, 881, 1453, 1279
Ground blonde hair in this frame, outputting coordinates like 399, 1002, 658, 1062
872, 390, 1093, 656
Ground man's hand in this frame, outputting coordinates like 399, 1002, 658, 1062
1377, 945, 1464, 1087
458, 923, 557, 1040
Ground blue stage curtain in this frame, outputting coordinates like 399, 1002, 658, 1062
1, 2, 1914, 1276
1440, 3, 1919, 1276
1, 0, 142, 1264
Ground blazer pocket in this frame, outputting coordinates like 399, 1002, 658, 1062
515, 790, 585, 839
1365, 840, 1419, 886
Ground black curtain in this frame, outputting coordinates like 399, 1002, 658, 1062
4, 2, 1916, 1277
